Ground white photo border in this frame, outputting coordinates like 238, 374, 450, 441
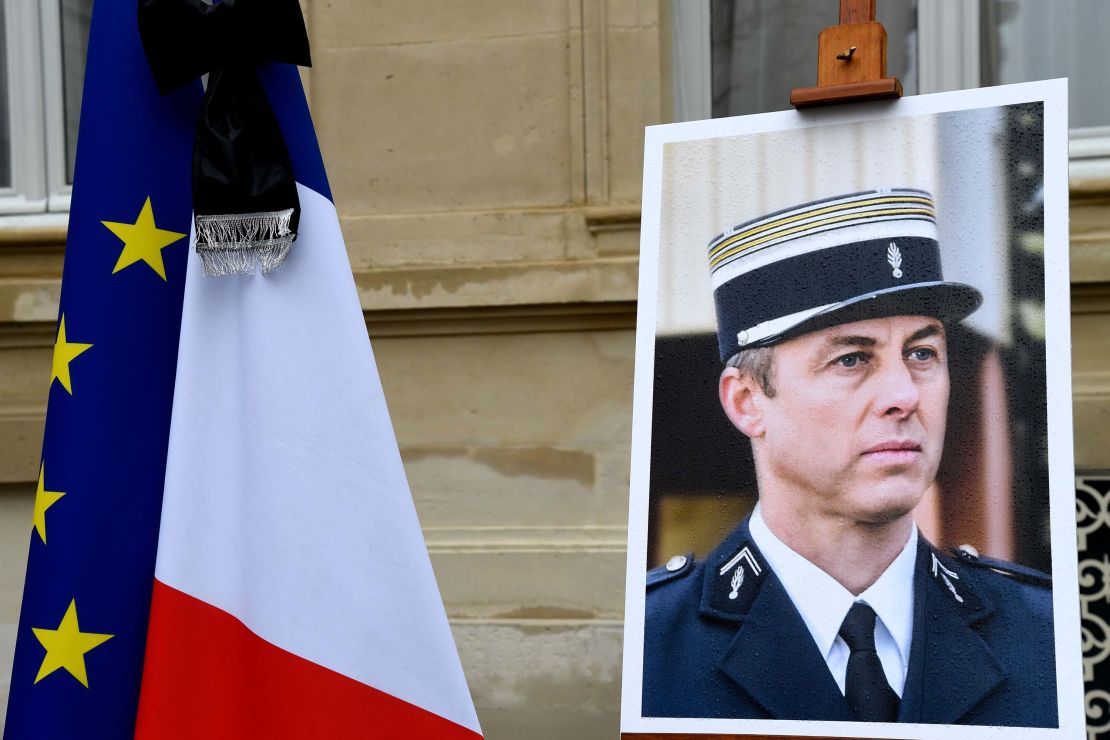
619, 79, 1083, 739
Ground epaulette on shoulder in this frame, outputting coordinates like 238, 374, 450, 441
952, 545, 1052, 588
647, 553, 694, 590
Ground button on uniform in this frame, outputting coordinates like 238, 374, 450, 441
666, 555, 688, 572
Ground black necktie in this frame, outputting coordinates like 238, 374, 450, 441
839, 602, 900, 722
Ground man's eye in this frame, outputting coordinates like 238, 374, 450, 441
908, 347, 938, 362
835, 352, 866, 368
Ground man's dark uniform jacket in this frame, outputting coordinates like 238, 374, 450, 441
643, 516, 1057, 727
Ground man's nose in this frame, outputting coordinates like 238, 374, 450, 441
875, 359, 920, 418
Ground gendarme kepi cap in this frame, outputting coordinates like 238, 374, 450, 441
707, 188, 982, 362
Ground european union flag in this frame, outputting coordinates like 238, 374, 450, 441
3, 2, 201, 737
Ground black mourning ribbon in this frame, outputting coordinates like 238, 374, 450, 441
138, 0, 311, 276
839, 602, 900, 722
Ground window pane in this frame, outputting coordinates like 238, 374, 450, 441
882, 2, 918, 98
710, 0, 917, 118
60, 0, 92, 184
0, 4, 11, 189
981, 0, 1110, 128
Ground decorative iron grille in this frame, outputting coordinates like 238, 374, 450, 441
1078, 473, 1110, 740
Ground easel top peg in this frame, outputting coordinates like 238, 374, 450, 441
790, 0, 902, 109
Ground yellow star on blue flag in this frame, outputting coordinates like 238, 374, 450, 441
31, 599, 114, 688
101, 196, 187, 280
31, 464, 65, 545
49, 315, 92, 396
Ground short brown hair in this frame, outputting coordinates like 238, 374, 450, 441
726, 346, 776, 398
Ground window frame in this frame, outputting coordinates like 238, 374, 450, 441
0, 0, 73, 216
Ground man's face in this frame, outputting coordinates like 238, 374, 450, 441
738, 315, 949, 526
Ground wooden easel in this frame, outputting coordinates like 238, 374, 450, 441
623, 2, 900, 738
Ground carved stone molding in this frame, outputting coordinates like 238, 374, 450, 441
583, 206, 641, 234
1074, 283, 1110, 315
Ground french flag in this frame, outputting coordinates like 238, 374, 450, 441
130, 30, 482, 740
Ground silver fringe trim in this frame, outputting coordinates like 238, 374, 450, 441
194, 208, 295, 277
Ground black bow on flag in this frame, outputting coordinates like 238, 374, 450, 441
137, 0, 311, 276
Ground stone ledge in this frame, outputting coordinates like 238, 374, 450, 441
0, 215, 67, 247
1073, 283, 1110, 315
0, 322, 54, 348
0, 300, 637, 344
0, 257, 640, 323
1070, 175, 1110, 199
425, 525, 627, 553
449, 617, 623, 627
583, 206, 640, 234
364, 301, 636, 337
1075, 371, 1110, 399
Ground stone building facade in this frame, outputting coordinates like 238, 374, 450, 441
0, 3, 1107, 738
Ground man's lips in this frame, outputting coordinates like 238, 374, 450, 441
863, 440, 922, 454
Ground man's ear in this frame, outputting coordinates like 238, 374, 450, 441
719, 366, 766, 438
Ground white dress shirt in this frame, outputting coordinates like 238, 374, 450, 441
748, 504, 917, 697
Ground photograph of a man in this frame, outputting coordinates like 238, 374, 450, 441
642, 188, 1057, 726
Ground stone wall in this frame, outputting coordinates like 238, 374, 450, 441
1, 2, 1109, 738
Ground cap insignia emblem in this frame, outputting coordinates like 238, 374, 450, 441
887, 242, 904, 279
931, 552, 964, 603
728, 566, 745, 600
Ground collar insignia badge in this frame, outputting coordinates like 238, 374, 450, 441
887, 242, 904, 279
719, 545, 762, 601
931, 552, 964, 603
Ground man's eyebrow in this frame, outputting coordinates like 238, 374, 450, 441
905, 322, 944, 345
824, 335, 877, 349
809, 334, 875, 370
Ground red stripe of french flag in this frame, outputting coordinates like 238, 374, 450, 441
138, 582, 480, 738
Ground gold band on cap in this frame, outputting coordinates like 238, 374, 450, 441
708, 192, 936, 272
